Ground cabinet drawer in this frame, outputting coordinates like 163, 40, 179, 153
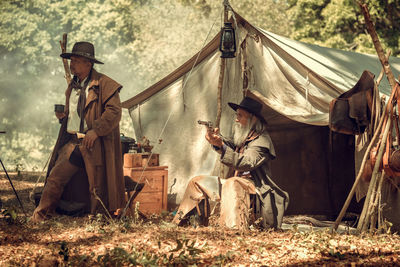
124, 153, 159, 168
133, 191, 163, 215
123, 166, 168, 215
124, 169, 167, 193
134, 191, 163, 204
136, 202, 162, 215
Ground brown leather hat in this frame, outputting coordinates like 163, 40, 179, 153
60, 41, 104, 64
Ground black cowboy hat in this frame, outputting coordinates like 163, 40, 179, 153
60, 41, 104, 64
228, 97, 264, 120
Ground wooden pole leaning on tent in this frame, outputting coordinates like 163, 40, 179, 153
358, 2, 396, 89
358, 115, 390, 232
333, 61, 387, 231
214, 2, 229, 180
333, 95, 386, 231
356, 1, 398, 232
215, 3, 229, 128
333, 1, 398, 231
357, 1, 398, 232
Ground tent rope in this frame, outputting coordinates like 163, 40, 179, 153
305, 72, 310, 102
120, 8, 223, 219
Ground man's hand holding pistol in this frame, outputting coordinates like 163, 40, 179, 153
198, 120, 223, 149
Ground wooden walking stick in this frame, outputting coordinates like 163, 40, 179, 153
60, 33, 72, 85
60, 33, 73, 115
46, 33, 73, 185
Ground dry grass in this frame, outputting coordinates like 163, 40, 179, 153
1, 173, 400, 266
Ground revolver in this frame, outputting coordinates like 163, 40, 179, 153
197, 120, 213, 131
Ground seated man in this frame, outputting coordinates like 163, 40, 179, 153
173, 97, 289, 229
31, 42, 125, 222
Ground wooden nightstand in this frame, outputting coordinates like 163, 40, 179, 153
123, 166, 168, 215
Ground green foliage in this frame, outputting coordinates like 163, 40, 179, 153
0, 0, 141, 70
59, 235, 230, 266
229, 0, 292, 37
96, 247, 158, 266
85, 213, 108, 233
1, 207, 18, 224
58, 241, 69, 262
288, 0, 400, 56
0, 0, 292, 170
163, 237, 205, 265
13, 158, 24, 176
212, 251, 235, 265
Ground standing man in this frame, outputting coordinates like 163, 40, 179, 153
32, 42, 125, 222
173, 97, 289, 229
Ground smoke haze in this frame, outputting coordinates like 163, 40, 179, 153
0, 0, 290, 171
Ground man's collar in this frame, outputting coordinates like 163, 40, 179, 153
74, 67, 92, 81
87, 68, 100, 89
245, 130, 259, 143
90, 68, 100, 81
80, 77, 89, 86
72, 68, 94, 89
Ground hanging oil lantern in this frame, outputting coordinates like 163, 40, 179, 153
219, 22, 236, 58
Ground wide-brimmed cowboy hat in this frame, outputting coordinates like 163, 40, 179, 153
60, 41, 104, 64
228, 97, 264, 120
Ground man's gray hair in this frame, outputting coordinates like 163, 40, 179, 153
251, 114, 267, 134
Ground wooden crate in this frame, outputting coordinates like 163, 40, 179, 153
124, 166, 168, 215
124, 153, 159, 168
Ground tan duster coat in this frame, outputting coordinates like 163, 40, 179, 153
47, 68, 125, 213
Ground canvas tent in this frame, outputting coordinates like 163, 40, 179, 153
122, 11, 400, 217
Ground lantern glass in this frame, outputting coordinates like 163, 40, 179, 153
219, 22, 236, 58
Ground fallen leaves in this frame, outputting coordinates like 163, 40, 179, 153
1, 174, 400, 266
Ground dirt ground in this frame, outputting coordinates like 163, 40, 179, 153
1, 172, 400, 266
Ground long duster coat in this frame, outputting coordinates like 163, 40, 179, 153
46, 68, 125, 213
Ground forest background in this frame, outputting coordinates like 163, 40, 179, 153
1, 0, 399, 171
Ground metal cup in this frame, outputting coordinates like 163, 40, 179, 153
54, 104, 65, 113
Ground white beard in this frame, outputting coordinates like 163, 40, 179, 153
233, 120, 252, 147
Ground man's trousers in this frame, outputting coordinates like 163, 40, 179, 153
172, 175, 256, 229
32, 142, 105, 222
